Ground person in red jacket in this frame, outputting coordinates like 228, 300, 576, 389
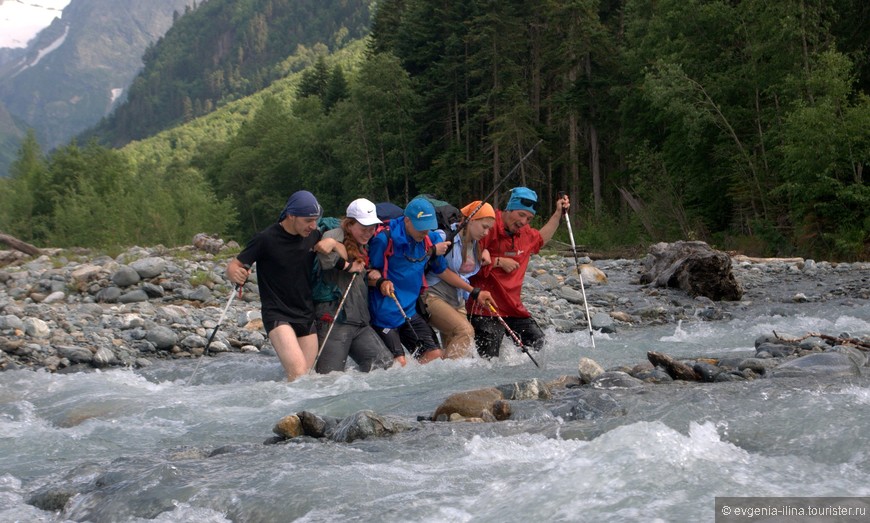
466, 187, 569, 358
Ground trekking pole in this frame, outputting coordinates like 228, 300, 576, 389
447, 139, 543, 244
311, 272, 358, 374
487, 304, 539, 368
389, 292, 424, 358
558, 191, 595, 350
187, 280, 244, 386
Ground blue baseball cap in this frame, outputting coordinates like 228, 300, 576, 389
404, 198, 437, 231
505, 187, 538, 215
279, 190, 322, 221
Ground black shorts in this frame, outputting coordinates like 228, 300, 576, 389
468, 315, 545, 358
267, 320, 317, 338
374, 314, 440, 359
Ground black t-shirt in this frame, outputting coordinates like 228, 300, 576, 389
237, 222, 322, 326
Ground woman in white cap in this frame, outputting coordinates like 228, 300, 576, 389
312, 198, 394, 373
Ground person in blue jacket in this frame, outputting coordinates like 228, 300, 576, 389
368, 198, 451, 365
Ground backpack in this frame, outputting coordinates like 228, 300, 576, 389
311, 217, 343, 303
375, 201, 404, 222
414, 194, 461, 232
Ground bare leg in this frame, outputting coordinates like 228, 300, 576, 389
269, 325, 318, 381
425, 296, 474, 359
418, 348, 444, 363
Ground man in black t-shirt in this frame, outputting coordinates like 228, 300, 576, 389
227, 190, 323, 381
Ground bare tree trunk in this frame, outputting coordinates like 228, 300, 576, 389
585, 53, 602, 217
492, 140, 500, 207
0, 233, 42, 257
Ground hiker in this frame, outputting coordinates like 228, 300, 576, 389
226, 190, 323, 381
312, 198, 394, 373
467, 187, 570, 358
368, 197, 451, 365
422, 201, 497, 358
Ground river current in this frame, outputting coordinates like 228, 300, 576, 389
2, 297, 869, 522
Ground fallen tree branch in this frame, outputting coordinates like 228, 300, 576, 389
0, 233, 41, 257
774, 330, 870, 351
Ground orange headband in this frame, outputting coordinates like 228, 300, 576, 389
460, 201, 495, 220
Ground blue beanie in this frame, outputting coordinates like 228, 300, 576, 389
505, 187, 538, 215
279, 190, 322, 221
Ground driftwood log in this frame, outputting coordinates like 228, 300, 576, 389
774, 331, 870, 352
0, 233, 41, 257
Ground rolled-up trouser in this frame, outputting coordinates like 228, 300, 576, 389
314, 322, 393, 373
424, 293, 474, 358
468, 315, 545, 359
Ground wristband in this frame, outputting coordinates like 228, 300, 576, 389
495, 257, 500, 268
375, 278, 388, 291
427, 246, 436, 257
335, 258, 347, 271
470, 288, 481, 301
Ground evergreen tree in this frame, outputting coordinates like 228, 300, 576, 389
323, 65, 350, 113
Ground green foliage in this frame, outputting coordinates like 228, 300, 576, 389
1, 138, 234, 249
0, 130, 48, 240
9, 0, 867, 261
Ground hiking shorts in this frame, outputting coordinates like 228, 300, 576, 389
374, 314, 440, 359
267, 320, 317, 338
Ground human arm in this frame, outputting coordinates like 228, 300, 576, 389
480, 248, 492, 266
314, 237, 348, 258
314, 235, 351, 272
436, 269, 495, 308
538, 193, 570, 244
491, 255, 520, 273
367, 231, 394, 296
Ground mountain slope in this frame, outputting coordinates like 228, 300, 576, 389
0, 0, 192, 175
85, 0, 372, 148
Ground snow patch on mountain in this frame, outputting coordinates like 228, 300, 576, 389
12, 22, 68, 75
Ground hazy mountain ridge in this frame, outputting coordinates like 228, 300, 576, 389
85, 0, 373, 147
0, 0, 192, 176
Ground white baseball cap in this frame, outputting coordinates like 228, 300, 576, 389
346, 198, 382, 226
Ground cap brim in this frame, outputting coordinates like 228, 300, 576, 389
356, 216, 382, 226
410, 217, 438, 230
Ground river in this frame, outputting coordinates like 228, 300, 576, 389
2, 290, 869, 522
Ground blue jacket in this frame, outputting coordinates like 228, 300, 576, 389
369, 217, 447, 329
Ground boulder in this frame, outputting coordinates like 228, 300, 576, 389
329, 410, 415, 443
768, 352, 861, 379
578, 263, 608, 285
129, 257, 166, 279
192, 233, 225, 254
432, 388, 511, 421
111, 265, 140, 287
640, 241, 743, 301
578, 357, 605, 384
273, 414, 303, 439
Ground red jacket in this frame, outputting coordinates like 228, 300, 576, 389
467, 210, 543, 318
